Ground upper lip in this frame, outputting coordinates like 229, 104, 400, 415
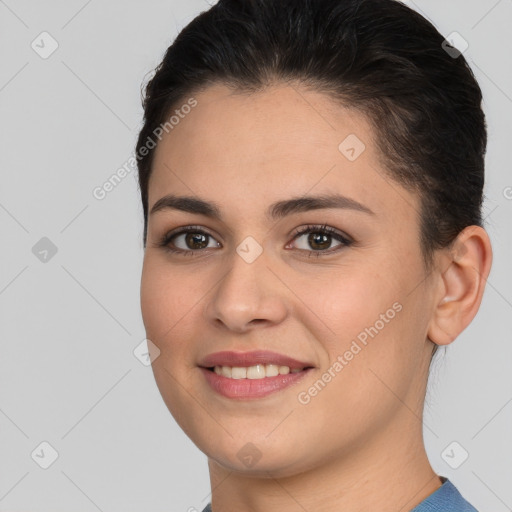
198, 350, 315, 370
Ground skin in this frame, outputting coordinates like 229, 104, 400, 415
140, 82, 492, 512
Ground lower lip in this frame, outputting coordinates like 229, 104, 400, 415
200, 367, 313, 399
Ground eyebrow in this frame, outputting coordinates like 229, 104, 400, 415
149, 193, 375, 220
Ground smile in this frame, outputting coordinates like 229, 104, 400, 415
201, 366, 313, 399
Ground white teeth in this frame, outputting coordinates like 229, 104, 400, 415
231, 366, 247, 379
265, 364, 279, 377
213, 364, 305, 379
246, 365, 265, 379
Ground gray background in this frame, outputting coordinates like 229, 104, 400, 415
0, 0, 511, 510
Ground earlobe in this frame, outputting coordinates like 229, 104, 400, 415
427, 225, 493, 346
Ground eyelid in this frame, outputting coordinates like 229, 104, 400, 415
289, 223, 353, 243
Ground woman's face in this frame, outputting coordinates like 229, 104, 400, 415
140, 83, 439, 476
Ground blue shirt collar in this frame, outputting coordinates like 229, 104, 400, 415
201, 476, 478, 512
411, 476, 478, 511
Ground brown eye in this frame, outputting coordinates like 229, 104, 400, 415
159, 226, 221, 254
182, 232, 209, 250
290, 224, 353, 256
306, 232, 333, 251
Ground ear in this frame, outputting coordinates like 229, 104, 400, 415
428, 225, 493, 346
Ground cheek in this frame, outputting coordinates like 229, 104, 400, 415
140, 255, 200, 348
292, 264, 401, 344
140, 256, 203, 431
291, 264, 420, 406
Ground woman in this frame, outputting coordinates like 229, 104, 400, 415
136, 0, 492, 510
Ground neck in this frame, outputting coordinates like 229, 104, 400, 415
206, 411, 441, 512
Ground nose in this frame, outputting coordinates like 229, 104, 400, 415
204, 245, 289, 333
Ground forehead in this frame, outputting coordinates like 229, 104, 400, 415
149, 83, 419, 223
153, 83, 373, 170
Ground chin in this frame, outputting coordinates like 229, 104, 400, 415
202, 437, 321, 479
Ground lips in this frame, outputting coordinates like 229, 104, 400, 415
198, 350, 315, 371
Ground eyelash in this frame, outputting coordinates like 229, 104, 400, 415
157, 224, 353, 258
